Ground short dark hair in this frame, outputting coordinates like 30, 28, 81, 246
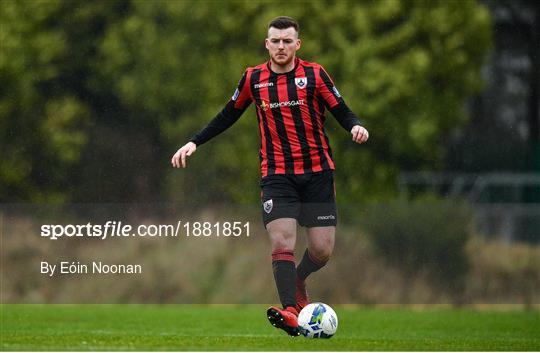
268, 16, 299, 34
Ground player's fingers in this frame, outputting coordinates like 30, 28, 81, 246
359, 132, 366, 143
356, 130, 363, 143
180, 150, 187, 168
186, 148, 194, 157
359, 130, 369, 143
352, 128, 360, 142
363, 130, 369, 142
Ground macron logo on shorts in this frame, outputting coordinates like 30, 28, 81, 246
317, 215, 335, 220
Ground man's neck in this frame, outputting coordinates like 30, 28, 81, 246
270, 57, 296, 73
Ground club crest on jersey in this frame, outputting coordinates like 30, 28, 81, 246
263, 199, 273, 213
295, 77, 307, 89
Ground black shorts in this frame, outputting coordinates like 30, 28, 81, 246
260, 170, 337, 228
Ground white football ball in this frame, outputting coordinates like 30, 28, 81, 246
298, 302, 338, 338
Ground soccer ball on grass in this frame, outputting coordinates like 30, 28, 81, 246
297, 302, 338, 338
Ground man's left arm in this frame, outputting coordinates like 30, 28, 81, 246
317, 67, 369, 144
328, 102, 369, 144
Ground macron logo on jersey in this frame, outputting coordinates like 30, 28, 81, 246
254, 82, 274, 89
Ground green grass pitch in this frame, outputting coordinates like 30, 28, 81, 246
1, 304, 538, 351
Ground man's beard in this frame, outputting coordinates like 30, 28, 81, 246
271, 53, 293, 67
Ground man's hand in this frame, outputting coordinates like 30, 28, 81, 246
171, 142, 197, 168
351, 125, 369, 144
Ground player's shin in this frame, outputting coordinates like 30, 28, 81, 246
296, 249, 328, 281
271, 248, 297, 309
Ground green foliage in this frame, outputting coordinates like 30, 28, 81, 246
0, 0, 492, 203
363, 197, 473, 303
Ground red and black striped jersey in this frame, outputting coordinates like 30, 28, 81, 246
191, 58, 361, 177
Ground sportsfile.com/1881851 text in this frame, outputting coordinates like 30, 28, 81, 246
40, 221, 251, 240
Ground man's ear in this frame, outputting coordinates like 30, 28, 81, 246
296, 39, 301, 50
265, 38, 270, 50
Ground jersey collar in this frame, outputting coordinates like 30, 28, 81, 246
267, 57, 300, 75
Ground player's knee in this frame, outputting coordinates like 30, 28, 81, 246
310, 239, 333, 262
272, 239, 292, 251
310, 247, 332, 263
269, 231, 295, 251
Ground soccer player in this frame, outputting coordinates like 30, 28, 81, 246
171, 16, 368, 336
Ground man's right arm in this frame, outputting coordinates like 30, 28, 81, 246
171, 70, 252, 168
189, 100, 248, 146
171, 102, 250, 168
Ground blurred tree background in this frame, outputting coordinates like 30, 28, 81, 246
447, 0, 539, 174
1, 0, 502, 204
